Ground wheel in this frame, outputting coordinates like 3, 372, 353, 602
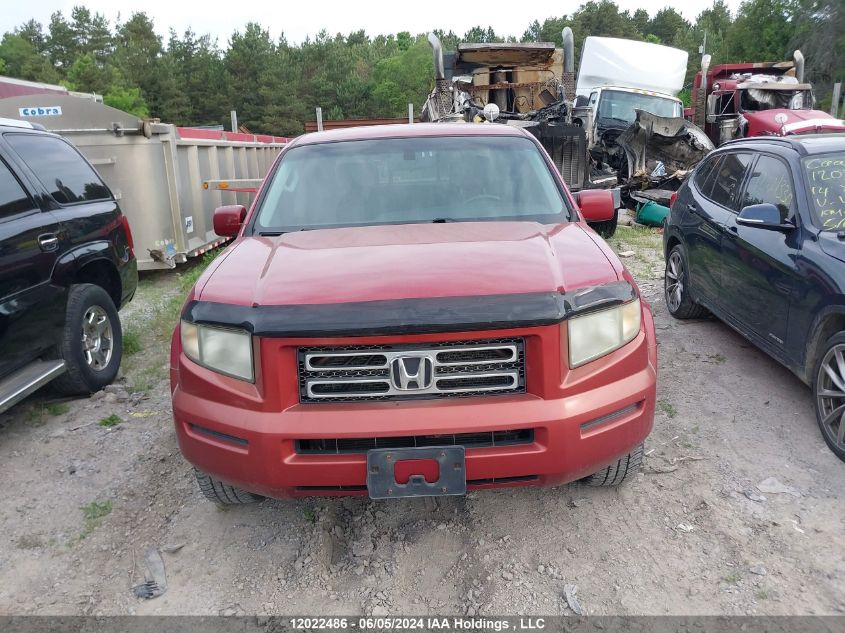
52, 284, 122, 395
194, 470, 264, 504
812, 333, 845, 461
589, 212, 618, 238
581, 444, 643, 486
664, 244, 708, 319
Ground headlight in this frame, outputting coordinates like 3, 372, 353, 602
567, 298, 641, 368
180, 321, 254, 381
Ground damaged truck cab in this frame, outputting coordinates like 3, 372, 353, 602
573, 37, 687, 181
421, 30, 590, 194
690, 51, 845, 145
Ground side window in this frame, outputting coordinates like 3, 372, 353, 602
694, 155, 720, 197
709, 152, 752, 211
0, 158, 34, 220
588, 92, 598, 107
716, 92, 735, 115
739, 155, 795, 222
5, 134, 110, 204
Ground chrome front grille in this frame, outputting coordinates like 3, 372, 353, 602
298, 338, 525, 402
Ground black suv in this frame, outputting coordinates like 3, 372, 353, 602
0, 118, 137, 412
663, 134, 845, 461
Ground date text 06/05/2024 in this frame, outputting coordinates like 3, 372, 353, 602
288, 617, 548, 630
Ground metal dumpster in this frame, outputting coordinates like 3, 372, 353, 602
0, 94, 287, 269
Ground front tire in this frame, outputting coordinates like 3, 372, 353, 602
589, 212, 618, 238
812, 333, 845, 461
52, 284, 122, 395
665, 244, 708, 319
581, 444, 643, 486
195, 470, 264, 504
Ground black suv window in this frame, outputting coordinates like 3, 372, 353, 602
0, 158, 33, 219
694, 155, 720, 197
740, 155, 795, 222
709, 152, 752, 211
803, 153, 845, 230
5, 134, 110, 204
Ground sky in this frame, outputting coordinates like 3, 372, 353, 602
1, 0, 743, 45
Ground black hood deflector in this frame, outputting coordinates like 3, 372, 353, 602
183, 281, 636, 338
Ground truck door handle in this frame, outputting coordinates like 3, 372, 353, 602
38, 233, 59, 251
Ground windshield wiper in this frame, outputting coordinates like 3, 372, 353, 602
431, 217, 461, 223
258, 228, 309, 236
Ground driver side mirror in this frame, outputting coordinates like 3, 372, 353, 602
736, 203, 793, 231
213, 205, 247, 237
576, 189, 616, 222
706, 93, 718, 122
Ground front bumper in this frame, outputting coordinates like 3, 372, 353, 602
171, 316, 657, 499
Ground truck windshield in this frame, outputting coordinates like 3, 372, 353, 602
740, 89, 810, 111
252, 135, 570, 233
598, 90, 683, 123
804, 154, 845, 231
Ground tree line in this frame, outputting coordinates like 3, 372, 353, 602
0, 0, 841, 136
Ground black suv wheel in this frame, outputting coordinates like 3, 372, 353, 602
812, 332, 845, 461
665, 244, 708, 319
52, 284, 122, 395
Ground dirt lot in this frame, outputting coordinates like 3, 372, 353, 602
0, 226, 843, 616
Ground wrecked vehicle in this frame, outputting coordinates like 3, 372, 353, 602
574, 37, 714, 202
616, 110, 715, 201
171, 123, 657, 503
421, 32, 713, 231
420, 32, 592, 197
690, 51, 845, 145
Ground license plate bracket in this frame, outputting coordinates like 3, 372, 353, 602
366, 446, 466, 499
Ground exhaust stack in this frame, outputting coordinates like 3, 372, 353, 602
694, 54, 712, 128
562, 27, 574, 74
561, 27, 576, 101
428, 33, 445, 81
793, 50, 805, 83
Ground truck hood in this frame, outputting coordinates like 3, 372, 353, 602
616, 110, 714, 182
744, 109, 845, 136
197, 222, 619, 307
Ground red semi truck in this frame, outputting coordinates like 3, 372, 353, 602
689, 51, 845, 145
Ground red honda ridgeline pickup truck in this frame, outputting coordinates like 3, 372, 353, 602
170, 124, 657, 504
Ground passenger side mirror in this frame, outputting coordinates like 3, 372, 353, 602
213, 205, 247, 237
736, 203, 792, 231
577, 189, 616, 223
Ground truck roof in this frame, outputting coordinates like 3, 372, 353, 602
576, 37, 687, 97
290, 123, 528, 147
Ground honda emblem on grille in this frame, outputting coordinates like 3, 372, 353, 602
390, 355, 434, 391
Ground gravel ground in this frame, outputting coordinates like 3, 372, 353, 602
0, 226, 843, 616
